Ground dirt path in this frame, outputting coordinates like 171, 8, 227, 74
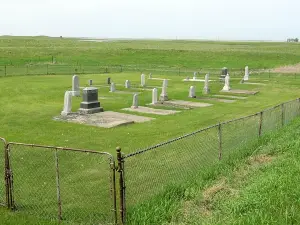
272, 63, 300, 73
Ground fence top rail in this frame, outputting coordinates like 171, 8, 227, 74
124, 98, 300, 159
7, 142, 114, 160
124, 123, 219, 159
0, 137, 6, 144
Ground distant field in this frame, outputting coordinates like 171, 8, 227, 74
0, 36, 300, 69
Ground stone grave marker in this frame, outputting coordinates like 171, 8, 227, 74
61, 91, 72, 116
72, 75, 80, 96
131, 94, 138, 109
110, 83, 116, 92
152, 88, 158, 104
149, 73, 152, 79
125, 80, 131, 88
244, 66, 249, 81
193, 72, 197, 80
88, 79, 93, 86
203, 73, 210, 94
141, 74, 146, 87
222, 74, 231, 91
189, 86, 196, 98
160, 79, 168, 101
79, 87, 103, 114
107, 77, 111, 85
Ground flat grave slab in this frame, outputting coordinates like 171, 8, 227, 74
122, 106, 180, 115
152, 100, 213, 108
182, 79, 214, 82
220, 89, 259, 95
213, 95, 247, 100
54, 111, 154, 128
196, 97, 236, 103
242, 82, 266, 86
149, 78, 171, 80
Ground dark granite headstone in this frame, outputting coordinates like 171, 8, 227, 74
107, 77, 111, 85
79, 87, 103, 114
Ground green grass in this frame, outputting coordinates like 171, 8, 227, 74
0, 37, 300, 224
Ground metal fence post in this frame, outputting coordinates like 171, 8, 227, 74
116, 147, 125, 224
54, 149, 62, 221
4, 65, 6, 76
281, 103, 285, 127
4, 144, 14, 209
258, 111, 263, 137
46, 64, 49, 75
218, 123, 222, 160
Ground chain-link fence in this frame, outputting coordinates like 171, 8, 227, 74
0, 137, 6, 207
6, 143, 117, 224
118, 98, 300, 224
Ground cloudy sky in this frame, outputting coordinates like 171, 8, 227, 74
0, 0, 298, 41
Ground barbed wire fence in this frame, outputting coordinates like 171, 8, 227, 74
117, 98, 300, 224
0, 64, 278, 78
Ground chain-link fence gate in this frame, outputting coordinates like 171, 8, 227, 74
6, 142, 117, 224
0, 137, 7, 207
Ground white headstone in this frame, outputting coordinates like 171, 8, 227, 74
203, 74, 210, 94
152, 88, 158, 104
222, 74, 231, 91
131, 94, 138, 109
149, 73, 152, 79
160, 79, 168, 101
72, 75, 80, 96
125, 80, 131, 88
110, 83, 116, 92
193, 72, 197, 80
88, 79, 93, 86
244, 66, 249, 81
141, 74, 146, 87
163, 79, 168, 87
189, 86, 196, 98
61, 91, 72, 116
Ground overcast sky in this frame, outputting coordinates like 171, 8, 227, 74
0, 0, 298, 41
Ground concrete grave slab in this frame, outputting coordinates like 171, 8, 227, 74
122, 106, 180, 115
149, 78, 171, 80
242, 82, 267, 86
153, 100, 213, 108
196, 97, 236, 103
182, 79, 214, 82
54, 111, 154, 128
220, 89, 259, 95
213, 95, 247, 100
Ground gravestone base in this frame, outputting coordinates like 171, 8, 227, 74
79, 101, 103, 114
159, 95, 169, 101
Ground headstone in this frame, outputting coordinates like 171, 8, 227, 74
110, 83, 116, 92
203, 74, 210, 94
149, 73, 152, 79
244, 66, 249, 81
131, 94, 138, 109
125, 80, 131, 88
107, 77, 111, 85
141, 74, 146, 87
193, 72, 197, 80
160, 79, 168, 101
189, 86, 196, 98
186, 76, 190, 81
61, 91, 72, 116
163, 79, 168, 87
220, 67, 228, 82
88, 79, 93, 86
72, 75, 80, 96
79, 87, 103, 114
152, 88, 158, 104
222, 74, 231, 91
